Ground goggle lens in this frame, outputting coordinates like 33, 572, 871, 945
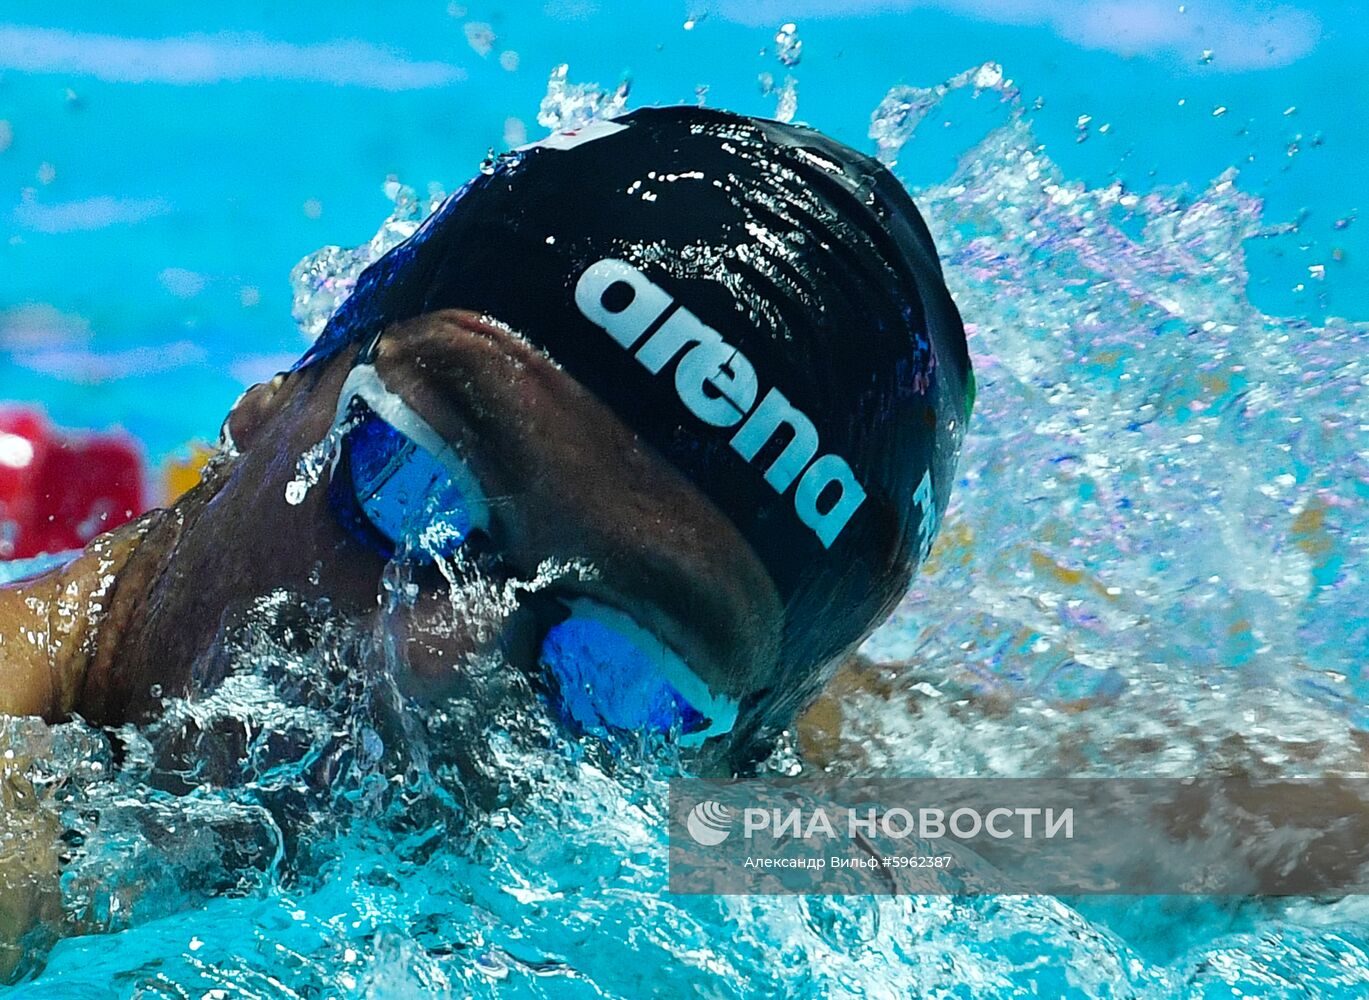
541, 615, 708, 736
540, 599, 736, 744
346, 410, 475, 559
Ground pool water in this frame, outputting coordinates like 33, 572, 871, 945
3, 4, 1368, 997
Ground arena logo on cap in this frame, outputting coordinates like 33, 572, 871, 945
575, 258, 867, 548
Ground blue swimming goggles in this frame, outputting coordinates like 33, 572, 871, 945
327, 363, 739, 746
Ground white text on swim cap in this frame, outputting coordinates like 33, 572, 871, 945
574, 258, 866, 548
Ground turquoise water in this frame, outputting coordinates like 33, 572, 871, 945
2, 2, 1365, 456
3, 3, 1368, 996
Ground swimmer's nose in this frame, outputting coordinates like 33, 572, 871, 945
498, 589, 564, 678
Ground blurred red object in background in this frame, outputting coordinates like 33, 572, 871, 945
0, 407, 145, 560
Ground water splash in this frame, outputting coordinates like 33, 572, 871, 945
839, 65, 1369, 784
757, 22, 801, 123
773, 76, 798, 124
290, 178, 448, 341
870, 60, 1010, 166
283, 405, 362, 506
757, 71, 798, 125
536, 64, 631, 133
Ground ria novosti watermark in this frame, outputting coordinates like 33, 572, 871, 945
687, 799, 1073, 845
669, 778, 1369, 895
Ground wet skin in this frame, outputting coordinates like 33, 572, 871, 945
0, 310, 784, 754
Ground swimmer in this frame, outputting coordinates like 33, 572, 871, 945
0, 107, 972, 768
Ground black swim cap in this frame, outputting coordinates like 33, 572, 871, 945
298, 106, 972, 718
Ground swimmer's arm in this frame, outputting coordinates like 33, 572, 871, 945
0, 539, 130, 720
0, 560, 120, 976
0, 582, 65, 718
0, 725, 64, 982
0, 522, 148, 722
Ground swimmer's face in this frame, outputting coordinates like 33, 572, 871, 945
150, 309, 783, 756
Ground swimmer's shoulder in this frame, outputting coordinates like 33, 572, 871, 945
0, 517, 150, 720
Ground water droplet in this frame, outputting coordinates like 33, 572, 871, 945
360, 726, 384, 763
284, 411, 358, 506
474, 948, 510, 980
503, 116, 527, 148
972, 62, 1003, 89
465, 22, 496, 58
774, 76, 799, 123
774, 22, 802, 68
